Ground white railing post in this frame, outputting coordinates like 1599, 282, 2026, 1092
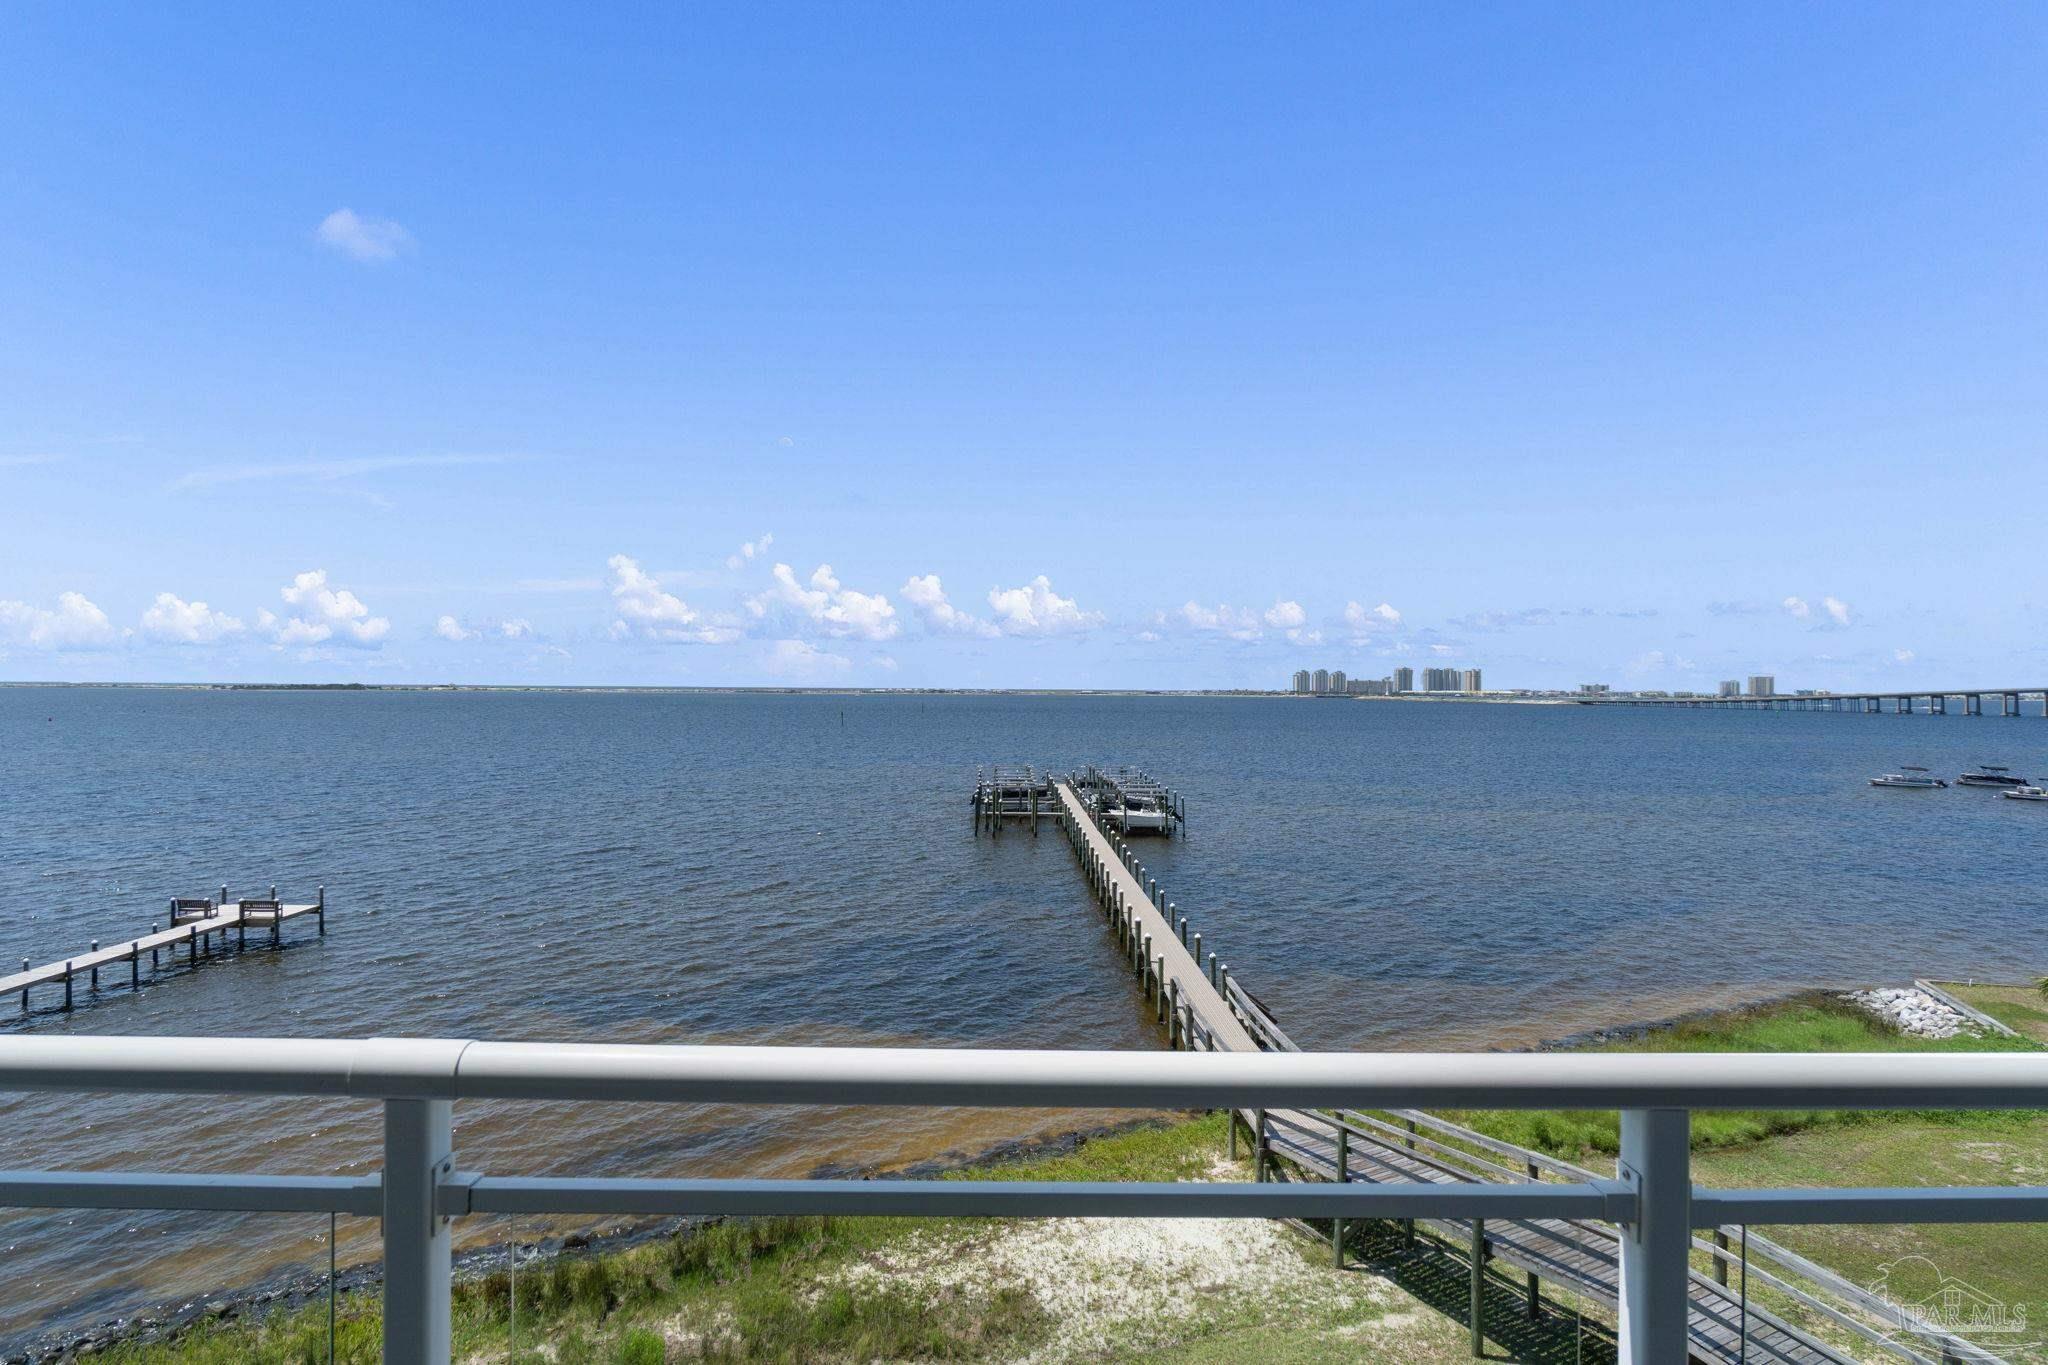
383, 1098, 454, 1365
1616, 1107, 1690, 1364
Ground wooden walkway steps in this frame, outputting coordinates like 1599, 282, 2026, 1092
1040, 770, 1990, 1364
1261, 1113, 1849, 1364
5, 887, 325, 1016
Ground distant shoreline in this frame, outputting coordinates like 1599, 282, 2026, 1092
0, 680, 1572, 702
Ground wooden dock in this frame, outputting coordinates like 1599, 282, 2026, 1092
1039, 773, 1986, 1365
1053, 779, 1252, 1051
972, 765, 1056, 835
4, 887, 325, 1016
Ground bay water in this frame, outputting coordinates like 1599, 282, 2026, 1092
3, 687, 2044, 1343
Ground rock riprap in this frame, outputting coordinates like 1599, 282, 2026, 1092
1841, 986, 1982, 1039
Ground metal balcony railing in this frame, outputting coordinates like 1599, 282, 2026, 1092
3, 1036, 2045, 1364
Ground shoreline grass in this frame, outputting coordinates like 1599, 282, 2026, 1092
1445, 993, 2041, 1160
54, 992, 2048, 1364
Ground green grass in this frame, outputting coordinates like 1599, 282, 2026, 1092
82, 1117, 1251, 1365
77, 993, 2048, 1363
1440, 994, 2042, 1161
1692, 1115, 2048, 1322
82, 1112, 1609, 1364
1943, 980, 2048, 1044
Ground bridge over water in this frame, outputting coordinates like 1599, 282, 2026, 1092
1589, 686, 2048, 716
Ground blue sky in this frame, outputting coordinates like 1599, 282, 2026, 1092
4, 5, 2045, 689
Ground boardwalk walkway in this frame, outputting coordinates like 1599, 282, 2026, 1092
1048, 778, 1985, 1365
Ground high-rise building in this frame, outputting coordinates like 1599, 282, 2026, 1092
1718, 680, 1741, 698
1579, 683, 1610, 695
1748, 675, 1776, 697
1423, 666, 1461, 692
1391, 666, 1414, 694
1349, 678, 1389, 695
1291, 669, 1311, 694
1312, 667, 1331, 693
1329, 669, 1347, 694
1461, 668, 1482, 693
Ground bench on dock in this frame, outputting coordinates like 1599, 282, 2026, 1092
236, 899, 283, 925
168, 898, 216, 926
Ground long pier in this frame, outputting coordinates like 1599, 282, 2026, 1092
1037, 771, 1991, 1364
4, 887, 325, 1017
1052, 779, 1250, 1051
1591, 686, 2048, 716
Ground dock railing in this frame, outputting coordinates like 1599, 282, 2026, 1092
4, 1038, 2047, 1364
1222, 987, 2021, 1364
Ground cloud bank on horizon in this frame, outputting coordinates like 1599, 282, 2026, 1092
0, 528, 1927, 693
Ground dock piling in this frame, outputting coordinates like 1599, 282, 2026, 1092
1525, 1161, 1542, 1317
1470, 1220, 1487, 1355
89, 942, 98, 991
1333, 1127, 1349, 1267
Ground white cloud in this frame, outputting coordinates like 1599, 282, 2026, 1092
140, 593, 245, 644
1343, 601, 1402, 636
1179, 593, 1318, 642
315, 208, 414, 263
1626, 649, 1697, 676
902, 574, 1000, 638
1429, 643, 1456, 656
725, 532, 775, 571
1170, 597, 1316, 644
764, 638, 851, 677
986, 576, 1101, 637
1784, 594, 1850, 628
175, 454, 504, 491
499, 618, 533, 640
1176, 602, 1263, 641
607, 554, 735, 642
268, 569, 390, 647
1263, 600, 1306, 630
434, 615, 479, 643
1894, 648, 1916, 664
0, 591, 119, 649
751, 563, 899, 641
